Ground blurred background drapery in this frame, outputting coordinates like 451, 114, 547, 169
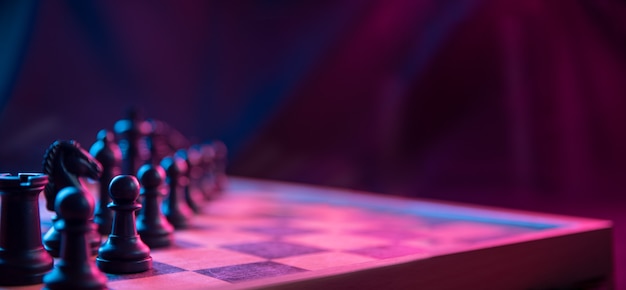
1, 0, 626, 285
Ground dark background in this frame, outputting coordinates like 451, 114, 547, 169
2, 0, 625, 287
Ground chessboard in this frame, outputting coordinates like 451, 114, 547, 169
6, 177, 614, 290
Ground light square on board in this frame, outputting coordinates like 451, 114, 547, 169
283, 233, 390, 251
208, 196, 285, 217
350, 228, 425, 241
398, 237, 463, 252
287, 218, 374, 232
174, 228, 272, 247
149, 248, 266, 271
192, 214, 282, 229
274, 251, 376, 271
105, 261, 185, 282
238, 225, 321, 237
428, 221, 532, 243
107, 271, 230, 290
348, 244, 430, 259
221, 241, 327, 259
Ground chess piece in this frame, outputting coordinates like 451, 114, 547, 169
0, 173, 53, 286
176, 149, 201, 214
90, 129, 122, 235
43, 186, 108, 290
146, 119, 172, 166
197, 144, 216, 200
137, 164, 174, 248
97, 175, 152, 273
211, 140, 228, 192
114, 107, 151, 175
161, 155, 192, 229
186, 146, 205, 199
146, 119, 190, 166
42, 140, 103, 257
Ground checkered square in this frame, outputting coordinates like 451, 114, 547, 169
274, 252, 376, 271
149, 247, 266, 270
106, 261, 185, 281
195, 261, 307, 283
284, 233, 389, 251
108, 271, 230, 289
239, 225, 320, 237
221, 241, 327, 259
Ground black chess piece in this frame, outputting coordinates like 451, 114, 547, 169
186, 146, 205, 199
211, 140, 228, 192
176, 149, 201, 214
146, 119, 190, 166
197, 144, 216, 200
0, 173, 53, 286
90, 129, 122, 235
136, 164, 174, 248
96, 175, 152, 274
42, 140, 103, 257
43, 186, 108, 290
161, 155, 192, 229
114, 108, 151, 176
146, 119, 172, 166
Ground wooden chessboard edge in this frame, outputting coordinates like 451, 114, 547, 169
213, 226, 613, 290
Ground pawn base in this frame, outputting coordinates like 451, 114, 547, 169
43, 264, 107, 290
96, 256, 152, 274
138, 231, 173, 249
164, 210, 190, 230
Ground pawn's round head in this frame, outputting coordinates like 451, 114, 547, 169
109, 175, 140, 203
96, 129, 114, 142
55, 186, 94, 220
160, 156, 188, 177
137, 164, 165, 188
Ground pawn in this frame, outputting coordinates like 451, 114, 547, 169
186, 146, 205, 200
90, 129, 122, 235
96, 175, 152, 274
43, 186, 107, 290
136, 164, 174, 248
161, 156, 192, 229
176, 149, 201, 214
195, 144, 215, 200
211, 140, 228, 192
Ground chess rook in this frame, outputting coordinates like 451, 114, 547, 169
97, 175, 152, 274
90, 129, 122, 235
161, 155, 192, 229
0, 173, 53, 286
137, 164, 174, 248
43, 186, 107, 290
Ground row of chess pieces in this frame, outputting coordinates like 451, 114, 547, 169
0, 111, 227, 289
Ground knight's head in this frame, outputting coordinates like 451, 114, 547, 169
62, 140, 102, 180
42, 140, 102, 211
